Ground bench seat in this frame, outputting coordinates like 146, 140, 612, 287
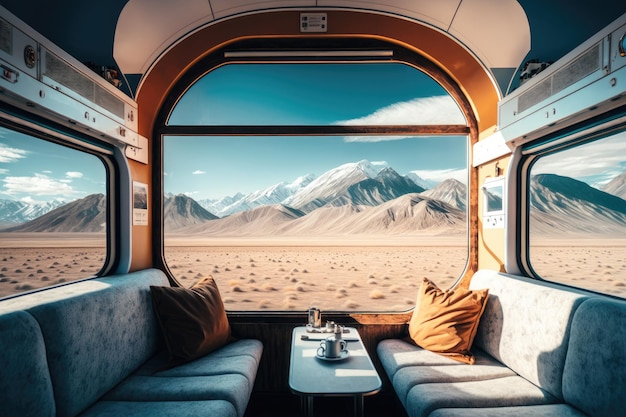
0, 268, 262, 417
377, 270, 626, 417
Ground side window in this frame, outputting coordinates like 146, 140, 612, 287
528, 131, 626, 297
0, 126, 108, 298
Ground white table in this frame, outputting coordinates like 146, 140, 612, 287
289, 326, 382, 417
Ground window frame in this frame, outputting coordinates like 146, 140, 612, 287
516, 106, 626, 297
154, 37, 479, 312
0, 102, 120, 297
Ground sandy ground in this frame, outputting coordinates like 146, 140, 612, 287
165, 245, 465, 311
1, 236, 625, 307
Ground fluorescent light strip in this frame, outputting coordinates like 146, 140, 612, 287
224, 50, 393, 58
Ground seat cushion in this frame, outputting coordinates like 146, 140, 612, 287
429, 404, 587, 417
562, 298, 626, 417
392, 350, 515, 407
135, 339, 263, 388
104, 339, 263, 417
377, 338, 466, 379
405, 375, 557, 417
104, 373, 250, 417
80, 399, 237, 417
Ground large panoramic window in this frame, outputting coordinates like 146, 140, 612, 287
162, 62, 469, 311
528, 130, 626, 297
0, 126, 108, 298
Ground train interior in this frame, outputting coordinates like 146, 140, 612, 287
0, 1, 625, 416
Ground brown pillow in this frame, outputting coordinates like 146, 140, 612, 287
408, 278, 489, 364
150, 276, 232, 368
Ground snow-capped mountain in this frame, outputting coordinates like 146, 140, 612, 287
280, 193, 465, 235
0, 198, 66, 226
421, 179, 467, 211
284, 160, 390, 211
405, 171, 435, 190
198, 161, 431, 217
202, 174, 315, 217
321, 167, 425, 210
3, 194, 105, 232
198, 192, 245, 216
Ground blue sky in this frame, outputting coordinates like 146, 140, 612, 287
532, 132, 626, 189
0, 130, 105, 203
165, 63, 469, 200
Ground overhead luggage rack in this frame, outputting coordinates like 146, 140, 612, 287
0, 6, 147, 163
497, 12, 626, 148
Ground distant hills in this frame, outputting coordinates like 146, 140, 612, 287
1, 160, 625, 237
529, 173, 626, 236
2, 194, 106, 232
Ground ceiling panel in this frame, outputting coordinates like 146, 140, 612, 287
449, 0, 529, 68
114, 0, 215, 74
114, 0, 529, 82
316, 0, 461, 30
210, 0, 316, 20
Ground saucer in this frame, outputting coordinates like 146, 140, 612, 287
315, 350, 349, 361
306, 324, 333, 333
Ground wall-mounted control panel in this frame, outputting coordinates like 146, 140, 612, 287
482, 176, 505, 229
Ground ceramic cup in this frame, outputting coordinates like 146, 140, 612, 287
317, 336, 347, 358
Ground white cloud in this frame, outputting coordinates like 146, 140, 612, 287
2, 173, 74, 196
0, 144, 29, 163
0, 168, 8, 174
409, 168, 467, 185
532, 133, 626, 179
193, 170, 206, 175
336, 96, 466, 143
337, 96, 465, 125
66, 171, 84, 179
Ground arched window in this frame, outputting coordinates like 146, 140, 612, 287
159, 41, 471, 311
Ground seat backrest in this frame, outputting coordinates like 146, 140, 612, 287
26, 268, 169, 417
0, 310, 56, 417
562, 297, 626, 417
469, 270, 589, 400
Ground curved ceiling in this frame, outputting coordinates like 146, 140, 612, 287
1, 0, 624, 99
113, 0, 530, 93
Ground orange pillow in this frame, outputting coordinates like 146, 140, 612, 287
151, 276, 232, 368
408, 278, 489, 364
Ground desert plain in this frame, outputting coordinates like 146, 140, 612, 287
1, 234, 625, 309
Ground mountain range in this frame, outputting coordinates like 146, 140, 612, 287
0, 198, 66, 227
1, 160, 625, 238
2, 194, 106, 233
529, 173, 626, 236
